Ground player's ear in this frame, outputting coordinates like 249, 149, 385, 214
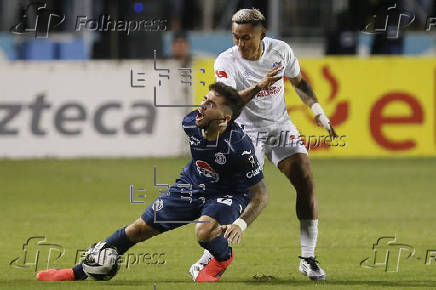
219, 115, 231, 127
260, 27, 266, 39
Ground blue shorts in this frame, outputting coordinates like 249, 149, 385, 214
141, 182, 251, 232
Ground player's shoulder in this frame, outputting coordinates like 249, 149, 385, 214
264, 36, 292, 49
264, 37, 293, 57
215, 47, 236, 65
182, 110, 198, 128
225, 123, 255, 153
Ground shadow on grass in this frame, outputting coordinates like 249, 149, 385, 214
6, 279, 436, 288
102, 279, 436, 288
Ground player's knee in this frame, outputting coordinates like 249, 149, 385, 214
195, 217, 220, 242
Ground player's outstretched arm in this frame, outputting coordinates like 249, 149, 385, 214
290, 73, 338, 138
238, 66, 283, 104
221, 180, 269, 244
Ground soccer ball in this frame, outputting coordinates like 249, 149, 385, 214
82, 242, 120, 281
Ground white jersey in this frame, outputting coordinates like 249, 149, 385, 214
214, 37, 301, 129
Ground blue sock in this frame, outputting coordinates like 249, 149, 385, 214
198, 234, 232, 262
105, 227, 136, 255
72, 264, 87, 280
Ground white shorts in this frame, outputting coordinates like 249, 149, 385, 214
239, 121, 308, 169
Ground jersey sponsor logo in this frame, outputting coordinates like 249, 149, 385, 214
246, 166, 261, 179
214, 152, 227, 165
257, 86, 281, 97
272, 61, 283, 71
242, 69, 256, 78
215, 70, 228, 78
241, 150, 251, 156
195, 160, 219, 183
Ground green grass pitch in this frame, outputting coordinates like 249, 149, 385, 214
1, 157, 435, 289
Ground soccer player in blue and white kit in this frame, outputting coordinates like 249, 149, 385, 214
36, 82, 269, 283
192, 9, 338, 281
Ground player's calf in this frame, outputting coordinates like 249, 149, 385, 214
125, 218, 161, 243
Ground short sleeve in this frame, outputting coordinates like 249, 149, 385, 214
214, 55, 237, 88
283, 43, 301, 79
235, 138, 264, 188
182, 110, 198, 136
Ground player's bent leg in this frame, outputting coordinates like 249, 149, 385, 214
195, 215, 222, 242
277, 153, 325, 280
192, 193, 248, 283
193, 215, 234, 282
277, 153, 317, 219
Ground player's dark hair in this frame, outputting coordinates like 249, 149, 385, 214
209, 82, 244, 121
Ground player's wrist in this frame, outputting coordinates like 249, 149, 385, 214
253, 83, 263, 93
311, 103, 325, 116
311, 103, 331, 130
233, 218, 247, 231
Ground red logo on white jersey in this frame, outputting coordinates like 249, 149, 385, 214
215, 70, 228, 78
257, 86, 281, 97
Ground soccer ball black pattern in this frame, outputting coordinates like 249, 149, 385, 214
82, 242, 120, 281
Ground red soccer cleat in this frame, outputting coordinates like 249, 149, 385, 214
195, 253, 234, 282
36, 268, 75, 281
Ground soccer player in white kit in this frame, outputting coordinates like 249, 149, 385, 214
190, 9, 337, 281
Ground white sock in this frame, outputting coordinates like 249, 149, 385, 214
196, 249, 213, 265
300, 219, 318, 257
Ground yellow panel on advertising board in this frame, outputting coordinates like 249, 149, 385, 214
194, 58, 436, 157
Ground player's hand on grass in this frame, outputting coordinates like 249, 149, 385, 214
314, 114, 338, 139
256, 66, 283, 90
221, 224, 243, 244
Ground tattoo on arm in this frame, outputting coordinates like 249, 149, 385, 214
295, 78, 318, 107
240, 180, 269, 226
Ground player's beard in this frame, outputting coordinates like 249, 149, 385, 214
197, 117, 227, 141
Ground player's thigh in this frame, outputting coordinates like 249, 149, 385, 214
141, 193, 202, 233
201, 194, 250, 226
270, 122, 308, 168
